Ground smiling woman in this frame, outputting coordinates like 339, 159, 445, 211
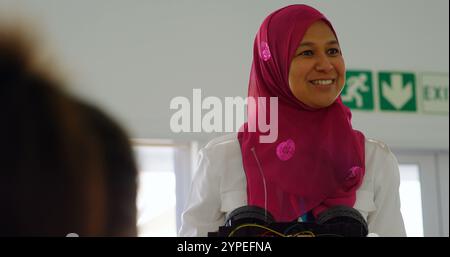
288, 20, 346, 109
179, 4, 406, 237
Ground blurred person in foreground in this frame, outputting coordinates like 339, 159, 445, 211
0, 25, 138, 236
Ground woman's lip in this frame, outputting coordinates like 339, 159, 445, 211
308, 79, 336, 85
309, 79, 336, 83
308, 80, 336, 89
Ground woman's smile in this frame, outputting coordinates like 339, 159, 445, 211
308, 79, 336, 90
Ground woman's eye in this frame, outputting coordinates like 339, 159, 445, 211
328, 48, 340, 55
299, 50, 313, 56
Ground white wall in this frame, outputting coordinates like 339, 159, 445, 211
1, 0, 448, 150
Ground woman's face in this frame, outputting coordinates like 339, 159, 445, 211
288, 20, 345, 109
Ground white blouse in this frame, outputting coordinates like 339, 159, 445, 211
179, 133, 406, 237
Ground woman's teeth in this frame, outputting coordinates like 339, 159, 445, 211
311, 79, 334, 85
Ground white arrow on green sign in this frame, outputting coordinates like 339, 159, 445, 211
379, 72, 417, 112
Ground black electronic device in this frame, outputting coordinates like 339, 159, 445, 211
208, 205, 368, 237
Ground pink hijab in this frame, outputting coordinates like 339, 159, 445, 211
237, 5, 365, 221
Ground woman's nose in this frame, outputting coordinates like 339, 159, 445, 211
314, 55, 333, 72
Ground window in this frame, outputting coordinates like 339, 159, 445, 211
399, 164, 424, 237
134, 145, 177, 237
133, 140, 195, 237
394, 151, 445, 237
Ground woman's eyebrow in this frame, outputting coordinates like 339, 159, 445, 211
298, 40, 339, 47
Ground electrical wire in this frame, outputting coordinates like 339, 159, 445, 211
227, 223, 318, 237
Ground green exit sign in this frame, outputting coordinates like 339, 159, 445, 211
342, 71, 374, 110
420, 73, 449, 114
378, 72, 417, 112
